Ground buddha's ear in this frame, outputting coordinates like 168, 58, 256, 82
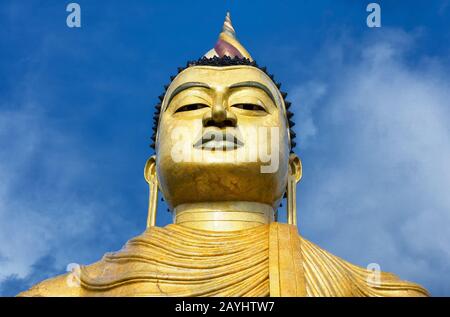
144, 155, 157, 183
288, 153, 302, 183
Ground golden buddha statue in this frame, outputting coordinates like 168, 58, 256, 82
19, 13, 428, 297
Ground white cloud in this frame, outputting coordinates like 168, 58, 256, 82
0, 104, 95, 280
0, 2, 146, 295
0, 100, 138, 295
293, 29, 450, 295
289, 82, 326, 147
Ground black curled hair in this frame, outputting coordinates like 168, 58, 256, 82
150, 56, 296, 152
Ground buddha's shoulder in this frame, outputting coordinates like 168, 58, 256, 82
17, 273, 80, 297
299, 235, 429, 297
18, 258, 111, 297
16, 227, 174, 297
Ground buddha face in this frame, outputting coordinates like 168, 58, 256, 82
155, 65, 291, 209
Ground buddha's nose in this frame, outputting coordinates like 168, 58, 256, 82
203, 103, 237, 128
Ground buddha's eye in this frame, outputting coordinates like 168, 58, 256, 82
174, 103, 209, 113
231, 103, 267, 113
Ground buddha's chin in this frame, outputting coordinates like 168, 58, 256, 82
156, 160, 288, 210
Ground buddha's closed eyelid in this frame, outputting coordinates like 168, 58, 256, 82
231, 103, 267, 113
174, 103, 209, 113
227, 87, 277, 113
168, 90, 212, 113
165, 82, 211, 109
228, 81, 277, 106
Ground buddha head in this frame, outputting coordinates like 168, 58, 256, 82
145, 13, 301, 225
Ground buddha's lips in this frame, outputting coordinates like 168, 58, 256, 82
193, 131, 244, 150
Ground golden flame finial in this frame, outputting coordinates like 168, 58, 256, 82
203, 12, 253, 61
222, 12, 236, 37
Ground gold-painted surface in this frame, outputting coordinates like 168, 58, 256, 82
287, 154, 302, 226
156, 65, 290, 211
174, 201, 274, 231
269, 223, 306, 297
18, 223, 428, 297
144, 156, 158, 228
203, 12, 253, 61
18, 65, 429, 298
18, 13, 430, 297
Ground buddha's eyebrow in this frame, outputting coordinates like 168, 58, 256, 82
229, 81, 276, 106
165, 81, 277, 111
166, 82, 211, 109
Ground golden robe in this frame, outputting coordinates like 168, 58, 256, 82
19, 223, 428, 297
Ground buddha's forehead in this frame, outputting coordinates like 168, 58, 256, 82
176, 65, 270, 83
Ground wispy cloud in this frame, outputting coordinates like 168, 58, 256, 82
0, 100, 131, 295
292, 29, 450, 295
0, 5, 141, 294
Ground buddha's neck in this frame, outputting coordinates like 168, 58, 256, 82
173, 201, 275, 231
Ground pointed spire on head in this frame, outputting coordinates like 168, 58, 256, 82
222, 12, 236, 37
203, 12, 253, 61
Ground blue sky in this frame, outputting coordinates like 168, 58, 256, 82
1, 0, 450, 296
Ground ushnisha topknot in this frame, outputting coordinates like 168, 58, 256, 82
203, 12, 253, 61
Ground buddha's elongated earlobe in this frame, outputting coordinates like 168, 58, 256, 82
287, 154, 302, 227
144, 156, 158, 228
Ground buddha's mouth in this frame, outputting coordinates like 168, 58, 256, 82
193, 130, 244, 151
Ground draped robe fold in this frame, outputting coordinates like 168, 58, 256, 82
19, 223, 428, 297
